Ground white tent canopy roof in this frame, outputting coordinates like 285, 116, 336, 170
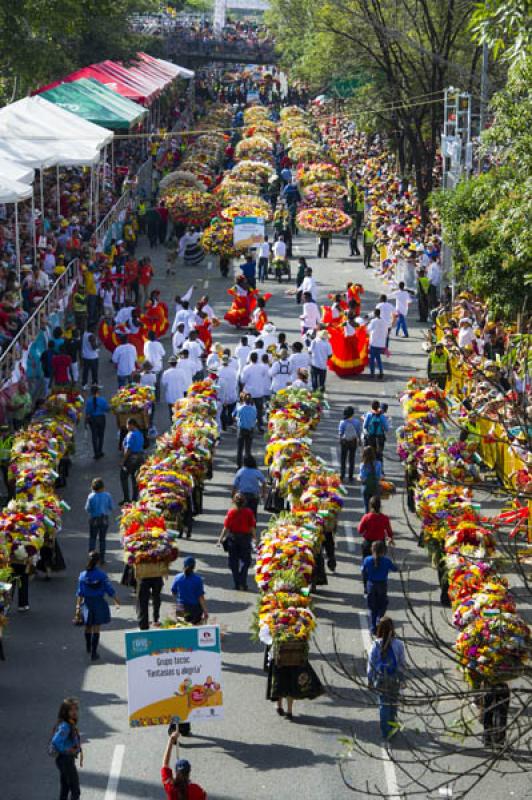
0, 177, 34, 203
0, 158, 34, 185
157, 58, 194, 80
0, 96, 113, 169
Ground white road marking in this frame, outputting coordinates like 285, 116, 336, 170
329, 445, 339, 467
203, 279, 209, 289
342, 521, 356, 554
104, 744, 125, 800
207, 261, 212, 271
358, 613, 402, 800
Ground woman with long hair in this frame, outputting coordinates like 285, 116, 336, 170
50, 697, 82, 800
367, 616, 406, 739
161, 730, 207, 799
358, 445, 382, 513
76, 552, 120, 661
362, 540, 398, 633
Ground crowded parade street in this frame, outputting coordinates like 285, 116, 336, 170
0, 4, 531, 800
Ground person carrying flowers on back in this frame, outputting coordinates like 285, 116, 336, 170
367, 616, 405, 739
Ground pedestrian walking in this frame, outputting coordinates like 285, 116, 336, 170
362, 542, 398, 633
338, 405, 362, 482
112, 334, 137, 387
367, 616, 405, 739
233, 455, 265, 515
269, 348, 292, 393
119, 418, 145, 504
81, 326, 100, 389
367, 309, 388, 380
136, 575, 164, 630
218, 354, 239, 430
265, 639, 323, 721
240, 353, 267, 432
317, 232, 331, 258
359, 445, 382, 513
233, 393, 257, 468
171, 557, 208, 625
218, 492, 257, 590
85, 478, 113, 563
84, 385, 109, 459
161, 732, 207, 799
482, 682, 510, 748
392, 282, 413, 338
417, 267, 430, 322
49, 697, 82, 800
143, 330, 165, 402
257, 236, 270, 282
75, 551, 120, 661
308, 330, 332, 390
362, 400, 389, 460
358, 496, 394, 559
161, 356, 189, 421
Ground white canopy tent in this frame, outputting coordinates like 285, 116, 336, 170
156, 58, 195, 80
0, 158, 34, 185
0, 178, 35, 277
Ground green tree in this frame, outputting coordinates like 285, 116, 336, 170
470, 0, 532, 62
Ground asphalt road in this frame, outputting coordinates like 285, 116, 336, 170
1, 231, 530, 800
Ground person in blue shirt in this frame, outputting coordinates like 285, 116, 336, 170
85, 478, 114, 563
84, 385, 109, 459
359, 445, 383, 513
240, 254, 256, 289
119, 418, 145, 504
338, 405, 362, 482
76, 551, 119, 660
362, 541, 398, 633
233, 393, 257, 468
50, 697, 82, 800
233, 455, 265, 515
171, 557, 208, 625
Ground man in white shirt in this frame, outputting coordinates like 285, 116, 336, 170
143, 330, 166, 401
272, 236, 286, 261
172, 323, 186, 356
235, 335, 251, 378
288, 341, 311, 378
178, 350, 195, 388
171, 286, 195, 333
308, 330, 332, 390
257, 236, 271, 282
161, 356, 189, 420
241, 352, 269, 431
218, 355, 239, 430
174, 301, 195, 337
427, 256, 441, 309
112, 335, 137, 387
270, 349, 292, 393
392, 281, 414, 338
376, 293, 395, 349
367, 308, 389, 379
300, 292, 321, 333
259, 322, 277, 350
299, 267, 317, 301
43, 246, 56, 276
183, 330, 205, 380
81, 326, 100, 388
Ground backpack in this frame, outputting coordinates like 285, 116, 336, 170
342, 419, 358, 441
364, 465, 379, 496
372, 644, 401, 693
367, 413, 384, 438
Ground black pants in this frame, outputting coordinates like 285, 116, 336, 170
317, 237, 330, 258
311, 366, 327, 391
55, 753, 80, 800
253, 397, 264, 430
222, 402, 236, 430
418, 291, 429, 322
137, 577, 163, 629
82, 358, 98, 386
483, 684, 510, 747
227, 535, 252, 589
158, 220, 167, 244
242, 492, 259, 516
88, 416, 106, 457
366, 434, 386, 461
237, 429, 254, 468
89, 515, 108, 560
340, 440, 357, 480
120, 457, 142, 501
11, 562, 29, 608
363, 243, 373, 268
147, 225, 158, 248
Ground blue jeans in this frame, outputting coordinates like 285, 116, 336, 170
369, 345, 383, 376
89, 515, 109, 560
379, 692, 399, 739
367, 581, 388, 632
395, 313, 408, 337
117, 373, 131, 388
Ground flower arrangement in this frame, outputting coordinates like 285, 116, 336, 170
255, 521, 316, 591
163, 189, 219, 226
231, 160, 275, 184
110, 384, 154, 414
257, 591, 316, 642
159, 170, 207, 193
289, 141, 321, 163
297, 162, 341, 186
301, 181, 348, 208
244, 106, 271, 123
235, 136, 274, 159
297, 207, 352, 234
221, 196, 272, 222
214, 177, 260, 202
122, 515, 179, 566
200, 219, 239, 257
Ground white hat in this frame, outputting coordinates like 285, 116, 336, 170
460, 317, 472, 325
264, 323, 276, 333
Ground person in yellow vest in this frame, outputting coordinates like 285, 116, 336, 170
123, 218, 136, 257
137, 200, 147, 234
363, 225, 375, 268
427, 342, 451, 391
417, 267, 430, 322
73, 284, 88, 332
352, 190, 365, 254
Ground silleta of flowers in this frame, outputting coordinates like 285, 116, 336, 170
397, 379, 530, 686
163, 189, 220, 226
221, 196, 272, 223
110, 384, 154, 413
200, 219, 240, 257
301, 181, 348, 208
297, 207, 352, 234
297, 162, 341, 186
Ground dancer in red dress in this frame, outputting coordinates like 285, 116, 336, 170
224, 276, 258, 328
323, 309, 369, 377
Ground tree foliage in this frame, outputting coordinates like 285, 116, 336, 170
470, 0, 532, 62
0, 0, 159, 102
432, 54, 532, 320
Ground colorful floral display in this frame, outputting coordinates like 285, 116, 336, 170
200, 219, 240, 257
221, 196, 272, 222
297, 207, 352, 234
110, 385, 154, 414
163, 189, 219, 226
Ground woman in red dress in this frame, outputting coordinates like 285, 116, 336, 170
224, 276, 257, 328
324, 309, 369, 377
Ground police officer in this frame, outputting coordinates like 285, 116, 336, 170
417, 267, 430, 322
427, 342, 450, 390
363, 225, 375, 268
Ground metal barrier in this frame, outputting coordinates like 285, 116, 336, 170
136, 158, 153, 200
0, 258, 81, 387
95, 189, 132, 246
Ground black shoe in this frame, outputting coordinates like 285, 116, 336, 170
91, 652, 100, 661
286, 712, 294, 721
277, 707, 285, 716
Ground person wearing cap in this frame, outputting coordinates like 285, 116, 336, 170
427, 343, 451, 390
161, 732, 207, 799
161, 356, 189, 422
171, 557, 208, 625
457, 317, 475, 350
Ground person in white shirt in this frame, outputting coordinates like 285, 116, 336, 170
171, 286, 195, 333
457, 318, 475, 350
260, 352, 272, 401
241, 352, 268, 431
300, 292, 321, 333
427, 256, 441, 309
308, 330, 332, 390
376, 294, 395, 349
257, 236, 271, 282
81, 327, 100, 388
392, 281, 414, 338
299, 267, 317, 301
173, 301, 195, 337
288, 341, 311, 378
272, 236, 286, 261
218, 356, 239, 429
114, 305, 136, 328
198, 295, 215, 320
43, 246, 56, 276
143, 331, 166, 401
112, 335, 137, 387
161, 356, 189, 420
235, 336, 251, 378
367, 308, 389, 379
291, 367, 310, 389
270, 349, 292, 393
178, 350, 195, 388
258, 322, 278, 350
183, 330, 205, 379
172, 323, 186, 356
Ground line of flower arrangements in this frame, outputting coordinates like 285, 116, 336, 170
118, 380, 219, 572
397, 378, 530, 687
252, 387, 346, 650
0, 391, 84, 627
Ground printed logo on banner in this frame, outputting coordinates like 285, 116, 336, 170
198, 628, 215, 648
131, 636, 150, 655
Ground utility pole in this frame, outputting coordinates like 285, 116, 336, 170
479, 42, 489, 134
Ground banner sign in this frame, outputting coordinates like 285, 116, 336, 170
233, 216, 265, 249
125, 626, 223, 727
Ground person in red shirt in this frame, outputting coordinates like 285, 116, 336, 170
156, 200, 169, 245
218, 492, 256, 590
51, 345, 73, 387
138, 257, 154, 307
124, 258, 139, 305
358, 496, 393, 590
161, 731, 207, 800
